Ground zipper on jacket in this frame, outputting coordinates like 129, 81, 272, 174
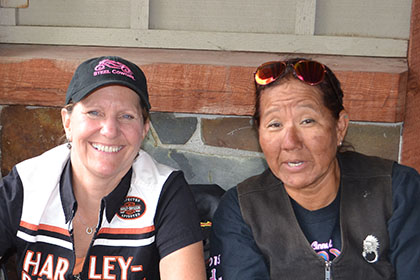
325, 261, 332, 280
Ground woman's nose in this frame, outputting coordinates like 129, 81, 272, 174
281, 126, 302, 150
100, 117, 119, 138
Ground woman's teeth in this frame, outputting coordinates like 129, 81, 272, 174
92, 143, 122, 153
288, 162, 303, 167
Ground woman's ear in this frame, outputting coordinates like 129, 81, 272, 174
61, 108, 72, 141
141, 120, 150, 140
336, 110, 349, 146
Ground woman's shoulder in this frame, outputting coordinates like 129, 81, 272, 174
338, 151, 394, 177
391, 162, 420, 196
223, 187, 239, 203
14, 145, 70, 192
214, 187, 240, 217
237, 168, 280, 195
392, 161, 420, 177
16, 144, 69, 172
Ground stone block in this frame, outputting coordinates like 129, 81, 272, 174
0, 105, 63, 175
345, 123, 401, 161
201, 117, 261, 152
141, 138, 267, 190
150, 112, 197, 144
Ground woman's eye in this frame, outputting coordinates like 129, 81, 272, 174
87, 111, 100, 117
121, 114, 135, 120
301, 118, 315, 125
268, 122, 282, 128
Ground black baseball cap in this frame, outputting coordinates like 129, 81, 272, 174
65, 56, 151, 110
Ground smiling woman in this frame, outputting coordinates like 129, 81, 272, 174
0, 56, 206, 280
62, 85, 149, 184
209, 58, 420, 280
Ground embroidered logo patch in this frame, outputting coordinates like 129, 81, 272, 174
118, 196, 146, 219
93, 58, 136, 81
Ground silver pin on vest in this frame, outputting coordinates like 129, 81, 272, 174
362, 235, 379, 263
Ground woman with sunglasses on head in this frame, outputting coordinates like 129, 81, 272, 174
0, 56, 206, 280
209, 58, 420, 279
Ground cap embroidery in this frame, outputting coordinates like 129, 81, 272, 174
93, 59, 136, 81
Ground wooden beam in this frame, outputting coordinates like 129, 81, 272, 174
0, 44, 407, 123
0, 0, 28, 8
401, 0, 420, 172
0, 26, 408, 57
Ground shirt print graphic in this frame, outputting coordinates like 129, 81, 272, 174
311, 239, 341, 261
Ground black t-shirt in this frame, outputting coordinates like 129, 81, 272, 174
210, 162, 420, 280
291, 191, 342, 262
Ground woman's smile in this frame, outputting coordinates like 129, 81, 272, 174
91, 142, 123, 153
62, 85, 149, 180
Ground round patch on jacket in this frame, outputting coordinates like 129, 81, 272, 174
118, 196, 146, 219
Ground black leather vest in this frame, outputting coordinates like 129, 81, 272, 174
237, 151, 395, 279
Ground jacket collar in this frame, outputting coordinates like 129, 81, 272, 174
60, 159, 132, 224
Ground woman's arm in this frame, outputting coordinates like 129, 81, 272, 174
209, 187, 270, 280
388, 163, 420, 280
155, 172, 206, 278
0, 168, 24, 256
160, 241, 206, 280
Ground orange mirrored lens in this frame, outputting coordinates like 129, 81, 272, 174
255, 61, 287, 86
293, 60, 325, 85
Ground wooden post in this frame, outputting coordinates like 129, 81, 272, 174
295, 0, 316, 35
0, 7, 16, 25
401, 0, 420, 172
130, 0, 149, 30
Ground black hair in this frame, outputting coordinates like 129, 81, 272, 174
253, 57, 344, 127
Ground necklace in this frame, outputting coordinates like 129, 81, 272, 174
85, 227, 94, 235
76, 213, 96, 235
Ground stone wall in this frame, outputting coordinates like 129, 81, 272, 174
0, 105, 402, 190
0, 43, 416, 185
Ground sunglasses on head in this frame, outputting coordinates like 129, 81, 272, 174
254, 59, 327, 86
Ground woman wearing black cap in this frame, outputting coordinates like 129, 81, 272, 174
209, 58, 420, 279
0, 56, 206, 280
